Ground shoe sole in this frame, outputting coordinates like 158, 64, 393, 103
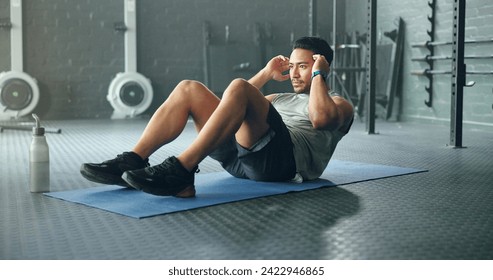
80, 165, 130, 187
121, 172, 196, 198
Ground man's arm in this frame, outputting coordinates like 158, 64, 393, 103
309, 55, 354, 131
248, 55, 290, 90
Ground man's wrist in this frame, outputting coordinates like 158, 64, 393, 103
311, 70, 328, 81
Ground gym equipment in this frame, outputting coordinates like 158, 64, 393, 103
422, 0, 436, 107
365, 0, 377, 134
0, 124, 61, 133
449, 0, 466, 148
0, 0, 40, 120
329, 32, 366, 119
107, 0, 153, 119
412, 38, 493, 48
308, 0, 317, 36
384, 18, 405, 121
45, 160, 426, 218
412, 54, 493, 62
411, 0, 493, 147
330, 42, 365, 106
202, 21, 262, 97
351, 19, 404, 122
411, 70, 493, 75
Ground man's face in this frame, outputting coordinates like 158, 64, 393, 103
289, 48, 315, 94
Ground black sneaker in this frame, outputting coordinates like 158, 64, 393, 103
80, 152, 149, 187
121, 156, 198, 198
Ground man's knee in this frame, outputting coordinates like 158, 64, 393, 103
172, 80, 216, 101
176, 80, 205, 92
228, 78, 250, 89
224, 78, 255, 97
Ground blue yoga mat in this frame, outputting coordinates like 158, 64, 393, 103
45, 160, 426, 218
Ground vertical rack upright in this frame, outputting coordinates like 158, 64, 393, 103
449, 0, 466, 148
424, 0, 436, 107
366, 0, 377, 134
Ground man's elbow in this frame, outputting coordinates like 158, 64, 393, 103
311, 115, 340, 130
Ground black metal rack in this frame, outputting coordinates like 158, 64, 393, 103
410, 0, 493, 147
365, 0, 377, 134
424, 0, 436, 107
449, 0, 466, 148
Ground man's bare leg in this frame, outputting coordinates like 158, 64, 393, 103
177, 78, 271, 171
132, 80, 220, 159
120, 78, 272, 197
81, 80, 222, 188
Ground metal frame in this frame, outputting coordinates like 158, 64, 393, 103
412, 70, 493, 75
309, 0, 317, 37
424, 0, 436, 107
386, 17, 405, 120
412, 54, 493, 62
412, 38, 493, 48
0, 0, 40, 121
410, 0, 493, 147
331, 0, 336, 89
450, 0, 466, 148
107, 0, 153, 119
366, 0, 377, 134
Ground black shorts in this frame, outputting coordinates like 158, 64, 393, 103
209, 103, 296, 181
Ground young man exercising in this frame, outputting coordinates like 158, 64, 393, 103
81, 36, 354, 198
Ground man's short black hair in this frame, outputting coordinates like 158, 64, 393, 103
293, 36, 334, 65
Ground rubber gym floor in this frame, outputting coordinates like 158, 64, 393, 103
1, 118, 492, 259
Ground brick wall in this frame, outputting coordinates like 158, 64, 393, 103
0, 0, 11, 72
1, 0, 124, 119
1, 0, 492, 128
0, 0, 333, 119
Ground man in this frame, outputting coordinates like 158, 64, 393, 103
81, 36, 354, 198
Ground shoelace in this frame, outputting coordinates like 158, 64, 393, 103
102, 153, 127, 164
147, 159, 200, 175
147, 160, 172, 175
102, 153, 149, 167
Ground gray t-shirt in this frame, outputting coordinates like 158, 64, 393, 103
271, 92, 348, 181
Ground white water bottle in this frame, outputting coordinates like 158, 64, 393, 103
30, 114, 50, 193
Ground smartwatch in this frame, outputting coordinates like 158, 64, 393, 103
311, 70, 327, 81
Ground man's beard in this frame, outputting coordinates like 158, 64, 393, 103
291, 79, 310, 94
